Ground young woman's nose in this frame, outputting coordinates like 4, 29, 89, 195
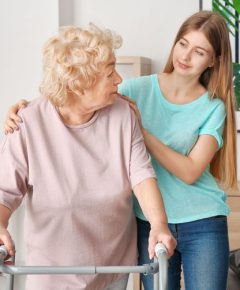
182, 49, 192, 61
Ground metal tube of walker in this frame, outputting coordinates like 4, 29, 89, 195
0, 245, 14, 290
0, 243, 168, 290
154, 243, 168, 290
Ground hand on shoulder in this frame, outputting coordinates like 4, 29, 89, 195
4, 99, 29, 134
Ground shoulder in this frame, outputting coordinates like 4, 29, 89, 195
2, 98, 48, 146
102, 97, 136, 124
119, 74, 155, 96
206, 95, 226, 116
109, 97, 131, 115
121, 74, 155, 88
18, 97, 51, 120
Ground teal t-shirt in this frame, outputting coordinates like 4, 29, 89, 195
119, 74, 230, 223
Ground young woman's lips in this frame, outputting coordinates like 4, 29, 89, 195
178, 61, 190, 69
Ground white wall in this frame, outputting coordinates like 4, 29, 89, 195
73, 0, 200, 74
0, 0, 60, 140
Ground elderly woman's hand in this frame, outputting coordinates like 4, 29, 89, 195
0, 228, 15, 258
4, 99, 29, 134
148, 223, 177, 259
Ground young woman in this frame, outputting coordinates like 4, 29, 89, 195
119, 10, 237, 290
4, 10, 238, 290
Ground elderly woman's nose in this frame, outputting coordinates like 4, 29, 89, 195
115, 71, 122, 84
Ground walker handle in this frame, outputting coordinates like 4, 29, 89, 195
155, 242, 168, 257
0, 245, 8, 263
154, 243, 168, 290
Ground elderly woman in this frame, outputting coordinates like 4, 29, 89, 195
0, 24, 175, 290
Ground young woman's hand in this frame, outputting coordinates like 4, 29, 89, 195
120, 95, 143, 129
4, 99, 29, 134
148, 223, 177, 259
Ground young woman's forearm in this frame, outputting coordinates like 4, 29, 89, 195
142, 129, 210, 184
142, 129, 196, 182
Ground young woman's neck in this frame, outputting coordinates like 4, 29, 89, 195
160, 71, 206, 103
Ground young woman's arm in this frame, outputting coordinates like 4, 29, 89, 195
4, 97, 218, 185
143, 130, 218, 184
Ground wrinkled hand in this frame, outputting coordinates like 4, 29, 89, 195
4, 99, 29, 134
148, 223, 177, 259
0, 228, 15, 258
120, 95, 143, 129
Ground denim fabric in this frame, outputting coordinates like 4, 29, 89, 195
137, 218, 154, 289
137, 216, 229, 290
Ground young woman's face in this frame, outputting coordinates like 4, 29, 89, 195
82, 55, 122, 112
172, 30, 215, 78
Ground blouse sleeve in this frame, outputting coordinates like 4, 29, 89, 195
129, 110, 156, 188
0, 121, 29, 212
199, 101, 226, 150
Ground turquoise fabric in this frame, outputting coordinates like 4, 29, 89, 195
119, 74, 230, 223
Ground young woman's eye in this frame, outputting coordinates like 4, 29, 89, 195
195, 50, 204, 56
179, 41, 186, 47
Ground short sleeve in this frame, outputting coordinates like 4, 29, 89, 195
199, 101, 226, 149
129, 110, 156, 188
0, 123, 28, 211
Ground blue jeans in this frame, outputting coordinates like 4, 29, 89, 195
137, 216, 229, 290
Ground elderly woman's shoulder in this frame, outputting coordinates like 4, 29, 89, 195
18, 97, 51, 119
112, 97, 131, 112
103, 97, 132, 122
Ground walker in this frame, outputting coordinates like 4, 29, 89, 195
0, 243, 168, 290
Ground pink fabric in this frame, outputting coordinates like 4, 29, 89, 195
0, 97, 156, 290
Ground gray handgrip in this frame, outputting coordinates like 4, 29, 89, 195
155, 243, 168, 257
0, 245, 8, 263
155, 243, 168, 290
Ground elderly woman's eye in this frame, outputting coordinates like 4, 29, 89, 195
108, 71, 114, 77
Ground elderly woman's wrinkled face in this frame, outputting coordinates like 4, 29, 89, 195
83, 56, 122, 112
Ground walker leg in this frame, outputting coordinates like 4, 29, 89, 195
6, 255, 15, 290
153, 257, 159, 290
6, 274, 14, 290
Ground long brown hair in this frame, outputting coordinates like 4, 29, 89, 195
164, 11, 237, 190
